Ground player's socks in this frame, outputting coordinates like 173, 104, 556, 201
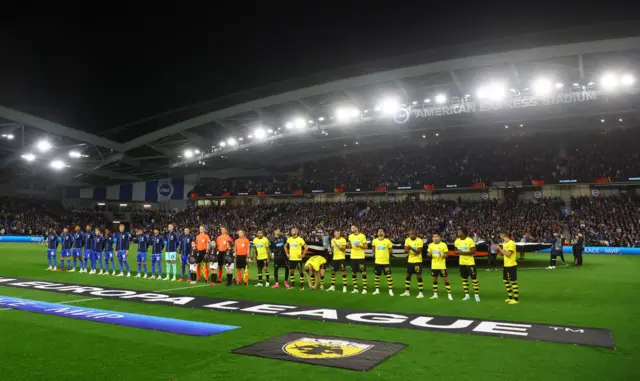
227, 274, 232, 286
47, 255, 52, 268
404, 275, 411, 292
289, 271, 295, 288
137, 264, 142, 274
445, 281, 451, 294
462, 279, 469, 294
342, 273, 347, 286
511, 280, 519, 301
172, 263, 177, 277
143, 264, 147, 274
258, 273, 263, 283
417, 276, 424, 293
73, 258, 77, 270
105, 261, 110, 272
351, 273, 357, 288
385, 273, 393, 288
237, 269, 242, 282
165, 263, 170, 277
362, 274, 367, 289
60, 258, 64, 269
472, 279, 479, 295
266, 271, 270, 284
299, 273, 304, 288
284, 266, 290, 282
331, 273, 336, 287
151, 261, 156, 276
182, 265, 187, 279
218, 269, 223, 283
503, 279, 513, 299
319, 274, 323, 286
374, 274, 380, 290
433, 282, 438, 294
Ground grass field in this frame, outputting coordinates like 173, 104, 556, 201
0, 243, 639, 381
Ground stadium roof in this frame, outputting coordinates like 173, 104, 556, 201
1, 23, 640, 187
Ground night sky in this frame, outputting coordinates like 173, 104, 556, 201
0, 4, 636, 133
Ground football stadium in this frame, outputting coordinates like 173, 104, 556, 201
1, 24, 640, 381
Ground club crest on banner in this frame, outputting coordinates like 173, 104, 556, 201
534, 191, 542, 199
591, 189, 600, 197
481, 192, 489, 200
158, 179, 174, 201
432, 194, 440, 201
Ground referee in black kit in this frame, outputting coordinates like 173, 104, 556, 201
573, 232, 584, 266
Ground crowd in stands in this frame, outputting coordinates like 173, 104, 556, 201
2, 195, 640, 247
191, 127, 640, 195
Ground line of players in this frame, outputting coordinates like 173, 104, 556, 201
44, 223, 520, 303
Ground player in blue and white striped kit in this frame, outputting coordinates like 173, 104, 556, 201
149, 228, 164, 280
91, 228, 105, 275
83, 225, 96, 274
114, 224, 132, 277
104, 229, 117, 275
71, 225, 85, 272
134, 229, 150, 278
45, 228, 60, 271
59, 227, 73, 272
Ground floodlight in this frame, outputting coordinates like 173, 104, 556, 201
36, 140, 52, 152
476, 83, 505, 101
380, 98, 400, 115
435, 94, 446, 104
227, 138, 237, 146
254, 128, 266, 139
424, 98, 431, 103
183, 149, 194, 158
143, 204, 151, 208
247, 135, 253, 139
600, 73, 618, 90
412, 101, 418, 105
293, 118, 306, 129
219, 141, 227, 147
69, 151, 82, 158
555, 82, 563, 89
267, 128, 273, 133
285, 122, 294, 129
21, 153, 36, 162
194, 149, 200, 154
621, 74, 635, 86
50, 160, 65, 170
318, 117, 325, 122
532, 78, 552, 96
336, 107, 360, 122
6, 134, 13, 140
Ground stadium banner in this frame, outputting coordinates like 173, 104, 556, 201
0, 277, 615, 349
232, 333, 406, 371
392, 91, 597, 124
536, 246, 640, 255
0, 236, 44, 243
0, 296, 238, 336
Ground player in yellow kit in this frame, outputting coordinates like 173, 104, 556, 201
285, 227, 307, 290
327, 230, 348, 292
401, 229, 424, 298
494, 231, 519, 304
304, 255, 327, 290
253, 231, 270, 287
427, 232, 453, 300
371, 228, 394, 296
348, 225, 368, 295
454, 228, 480, 302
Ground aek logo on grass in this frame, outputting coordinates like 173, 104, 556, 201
283, 338, 373, 359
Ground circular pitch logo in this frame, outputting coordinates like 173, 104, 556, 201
282, 337, 372, 359
392, 108, 411, 124
158, 183, 173, 198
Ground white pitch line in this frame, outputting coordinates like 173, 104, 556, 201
155, 284, 209, 292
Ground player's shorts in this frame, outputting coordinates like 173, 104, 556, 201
181, 254, 189, 265
332, 259, 346, 272
217, 250, 228, 267
289, 260, 303, 270
137, 252, 147, 262
92, 251, 102, 261
459, 265, 477, 279
46, 249, 57, 257
165, 251, 177, 261
374, 264, 392, 276
407, 263, 422, 275
194, 250, 206, 264
84, 249, 94, 259
273, 256, 288, 267
256, 258, 268, 269
117, 250, 127, 261
72, 248, 83, 258
431, 268, 448, 277
503, 266, 518, 281
61, 249, 71, 258
236, 255, 247, 269
350, 258, 367, 273
105, 251, 114, 260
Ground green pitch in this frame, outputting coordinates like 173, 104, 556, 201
0, 244, 638, 381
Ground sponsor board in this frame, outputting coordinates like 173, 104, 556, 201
232, 333, 405, 371
0, 296, 238, 336
0, 277, 614, 348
